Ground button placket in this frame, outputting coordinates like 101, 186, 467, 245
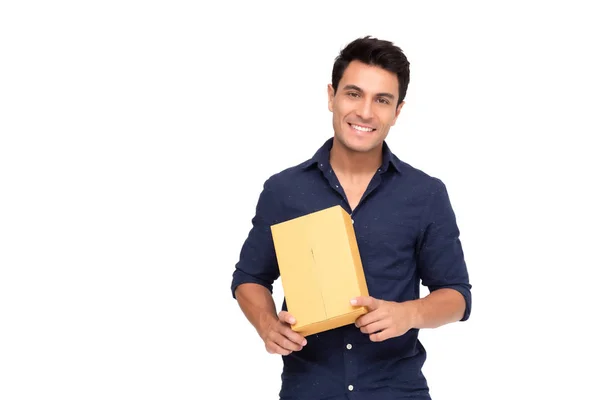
342, 330, 357, 396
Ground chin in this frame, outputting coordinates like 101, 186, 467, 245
342, 137, 379, 153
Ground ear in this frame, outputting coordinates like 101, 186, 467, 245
327, 84, 335, 112
391, 101, 405, 126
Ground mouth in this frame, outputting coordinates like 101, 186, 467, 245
348, 123, 376, 133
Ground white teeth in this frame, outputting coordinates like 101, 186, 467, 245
351, 124, 374, 132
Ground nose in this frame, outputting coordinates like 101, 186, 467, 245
356, 99, 373, 120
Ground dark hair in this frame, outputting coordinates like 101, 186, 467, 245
332, 36, 410, 106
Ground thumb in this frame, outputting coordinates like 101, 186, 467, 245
278, 310, 297, 325
350, 296, 378, 310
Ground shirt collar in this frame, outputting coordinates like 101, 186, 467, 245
301, 137, 402, 174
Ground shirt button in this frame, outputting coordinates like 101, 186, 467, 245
346, 343, 352, 350
348, 385, 354, 391
351, 219, 354, 224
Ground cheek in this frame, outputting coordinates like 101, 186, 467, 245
335, 102, 353, 120
379, 111, 397, 126
333, 105, 346, 122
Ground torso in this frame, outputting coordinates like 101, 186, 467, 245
337, 177, 371, 211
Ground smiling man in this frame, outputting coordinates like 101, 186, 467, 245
231, 36, 472, 400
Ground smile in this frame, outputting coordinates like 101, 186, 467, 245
349, 123, 375, 132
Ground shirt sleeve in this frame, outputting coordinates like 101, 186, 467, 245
230, 176, 282, 299
416, 178, 472, 321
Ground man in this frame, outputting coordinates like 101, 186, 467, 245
231, 36, 472, 400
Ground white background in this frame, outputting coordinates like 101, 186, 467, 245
1, 1, 599, 399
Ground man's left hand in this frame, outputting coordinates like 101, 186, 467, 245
351, 296, 417, 342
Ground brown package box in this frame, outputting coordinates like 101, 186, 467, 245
270, 205, 370, 336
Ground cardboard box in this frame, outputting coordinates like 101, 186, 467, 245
270, 205, 369, 336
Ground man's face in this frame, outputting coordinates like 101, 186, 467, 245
328, 60, 404, 153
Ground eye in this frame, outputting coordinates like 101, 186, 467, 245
376, 97, 391, 105
346, 91, 360, 98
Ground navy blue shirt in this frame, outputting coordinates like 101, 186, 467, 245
231, 138, 472, 400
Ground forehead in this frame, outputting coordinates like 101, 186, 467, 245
339, 60, 399, 96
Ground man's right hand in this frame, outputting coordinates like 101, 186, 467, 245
260, 311, 307, 356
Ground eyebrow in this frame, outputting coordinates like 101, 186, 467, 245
342, 84, 396, 100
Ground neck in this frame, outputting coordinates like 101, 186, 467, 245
329, 138, 383, 178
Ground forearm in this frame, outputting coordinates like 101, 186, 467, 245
235, 283, 279, 338
410, 288, 466, 329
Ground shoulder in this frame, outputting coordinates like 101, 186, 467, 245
261, 157, 316, 192
392, 154, 446, 192
392, 157, 457, 221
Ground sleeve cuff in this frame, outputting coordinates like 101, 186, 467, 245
231, 269, 274, 299
430, 283, 472, 322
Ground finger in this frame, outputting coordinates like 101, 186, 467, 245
271, 321, 307, 347
355, 308, 384, 328
277, 312, 307, 346
369, 328, 393, 343
279, 334, 304, 352
278, 310, 297, 325
266, 340, 292, 356
360, 319, 388, 335
350, 296, 379, 310
281, 327, 307, 347
272, 330, 304, 351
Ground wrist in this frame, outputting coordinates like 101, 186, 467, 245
258, 311, 278, 339
409, 299, 424, 330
